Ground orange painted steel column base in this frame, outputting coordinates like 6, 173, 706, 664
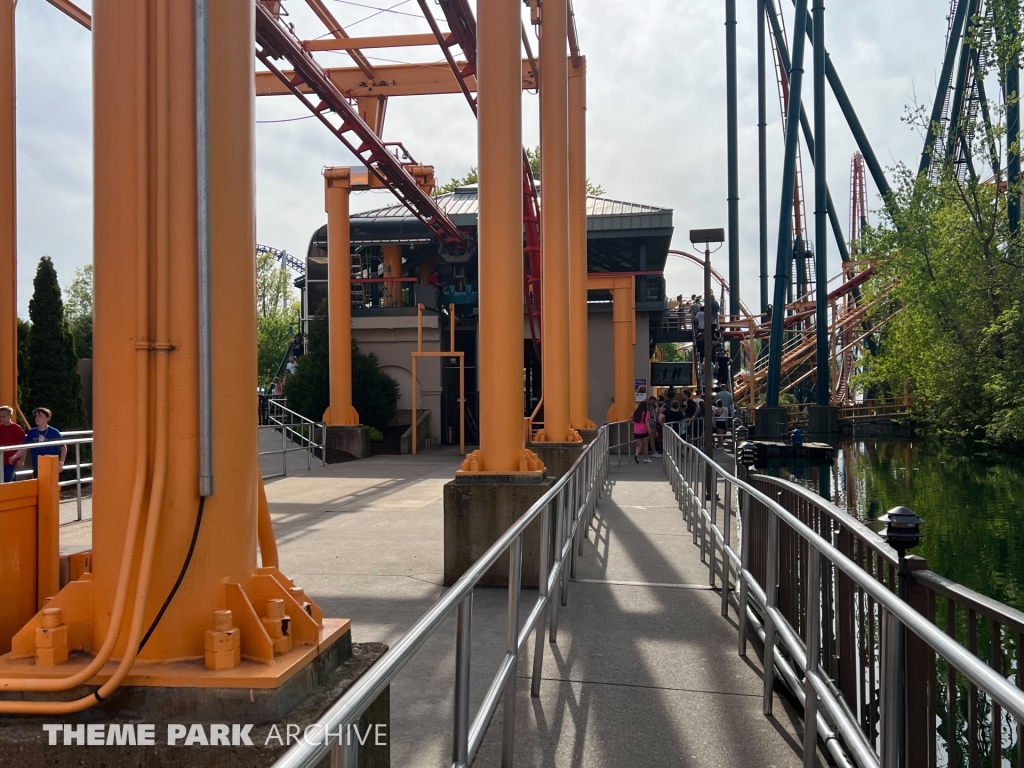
323, 167, 360, 427
0, 0, 348, 708
589, 275, 636, 423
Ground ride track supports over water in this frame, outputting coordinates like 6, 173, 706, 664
766, 0, 810, 407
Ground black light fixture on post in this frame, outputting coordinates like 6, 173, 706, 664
689, 228, 725, 461
878, 505, 924, 768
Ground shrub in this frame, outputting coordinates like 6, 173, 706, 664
368, 427, 384, 443
284, 301, 399, 431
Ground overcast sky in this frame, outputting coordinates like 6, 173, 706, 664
14, 0, 949, 316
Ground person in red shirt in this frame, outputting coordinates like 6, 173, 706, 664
0, 405, 25, 483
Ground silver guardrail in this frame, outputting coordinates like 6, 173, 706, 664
272, 423, 624, 768
662, 426, 1024, 768
259, 400, 325, 479
1, 431, 94, 524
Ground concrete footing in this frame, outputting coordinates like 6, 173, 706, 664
530, 441, 584, 481
0, 641, 390, 767
756, 406, 789, 438
325, 425, 370, 462
808, 405, 839, 436
443, 475, 554, 589
577, 428, 600, 445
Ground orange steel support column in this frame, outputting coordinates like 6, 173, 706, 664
323, 168, 359, 426
91, 0, 259, 659
611, 278, 636, 422
461, 0, 541, 473
536, 0, 578, 444
0, 0, 14, 412
589, 275, 635, 423
568, 56, 593, 430
383, 243, 402, 307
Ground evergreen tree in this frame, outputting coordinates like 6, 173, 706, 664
16, 318, 30, 420
26, 257, 87, 429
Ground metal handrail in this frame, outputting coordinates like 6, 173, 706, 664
1, 432, 95, 524
272, 424, 618, 768
662, 428, 1024, 768
259, 400, 326, 479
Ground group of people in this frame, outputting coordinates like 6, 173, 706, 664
630, 384, 735, 463
0, 405, 68, 483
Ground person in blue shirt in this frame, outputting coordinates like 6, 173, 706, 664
14, 407, 66, 477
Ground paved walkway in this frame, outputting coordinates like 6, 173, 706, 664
472, 456, 821, 767
265, 448, 820, 767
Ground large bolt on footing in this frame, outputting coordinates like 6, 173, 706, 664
35, 607, 69, 667
262, 599, 292, 656
204, 609, 241, 670
289, 586, 312, 617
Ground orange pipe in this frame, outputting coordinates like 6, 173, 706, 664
324, 168, 359, 426
568, 56, 592, 430
538, 0, 574, 443
0, 0, 15, 411
257, 476, 279, 568
472, 0, 527, 471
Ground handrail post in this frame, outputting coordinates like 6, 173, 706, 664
804, 544, 821, 768
531, 500, 552, 697
281, 415, 287, 477
762, 508, 780, 715
452, 593, 472, 766
570, 472, 579, 578
721, 476, 732, 617
74, 442, 83, 522
549, 490, 563, 642
331, 731, 358, 767
737, 461, 751, 656
502, 534, 524, 767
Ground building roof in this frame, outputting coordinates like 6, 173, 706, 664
348, 184, 673, 240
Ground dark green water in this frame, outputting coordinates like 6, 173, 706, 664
768, 439, 1024, 613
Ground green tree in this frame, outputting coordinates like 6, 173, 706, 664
284, 301, 399, 430
525, 145, 606, 196
256, 251, 299, 388
433, 149, 606, 197
857, 169, 1024, 447
64, 264, 93, 359
656, 342, 685, 362
17, 318, 30, 419
433, 166, 478, 197
26, 257, 87, 429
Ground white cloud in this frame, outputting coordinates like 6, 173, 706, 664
13, 0, 950, 316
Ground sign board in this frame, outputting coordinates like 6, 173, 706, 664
651, 362, 693, 387
634, 379, 647, 402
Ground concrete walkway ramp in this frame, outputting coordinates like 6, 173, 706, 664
474, 459, 824, 767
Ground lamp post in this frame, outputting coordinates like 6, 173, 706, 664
689, 228, 725, 459
879, 505, 924, 768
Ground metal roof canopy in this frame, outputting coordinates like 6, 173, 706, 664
307, 184, 674, 273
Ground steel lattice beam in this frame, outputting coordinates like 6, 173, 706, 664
255, 3, 467, 250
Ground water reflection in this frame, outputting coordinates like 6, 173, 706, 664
765, 440, 1024, 612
